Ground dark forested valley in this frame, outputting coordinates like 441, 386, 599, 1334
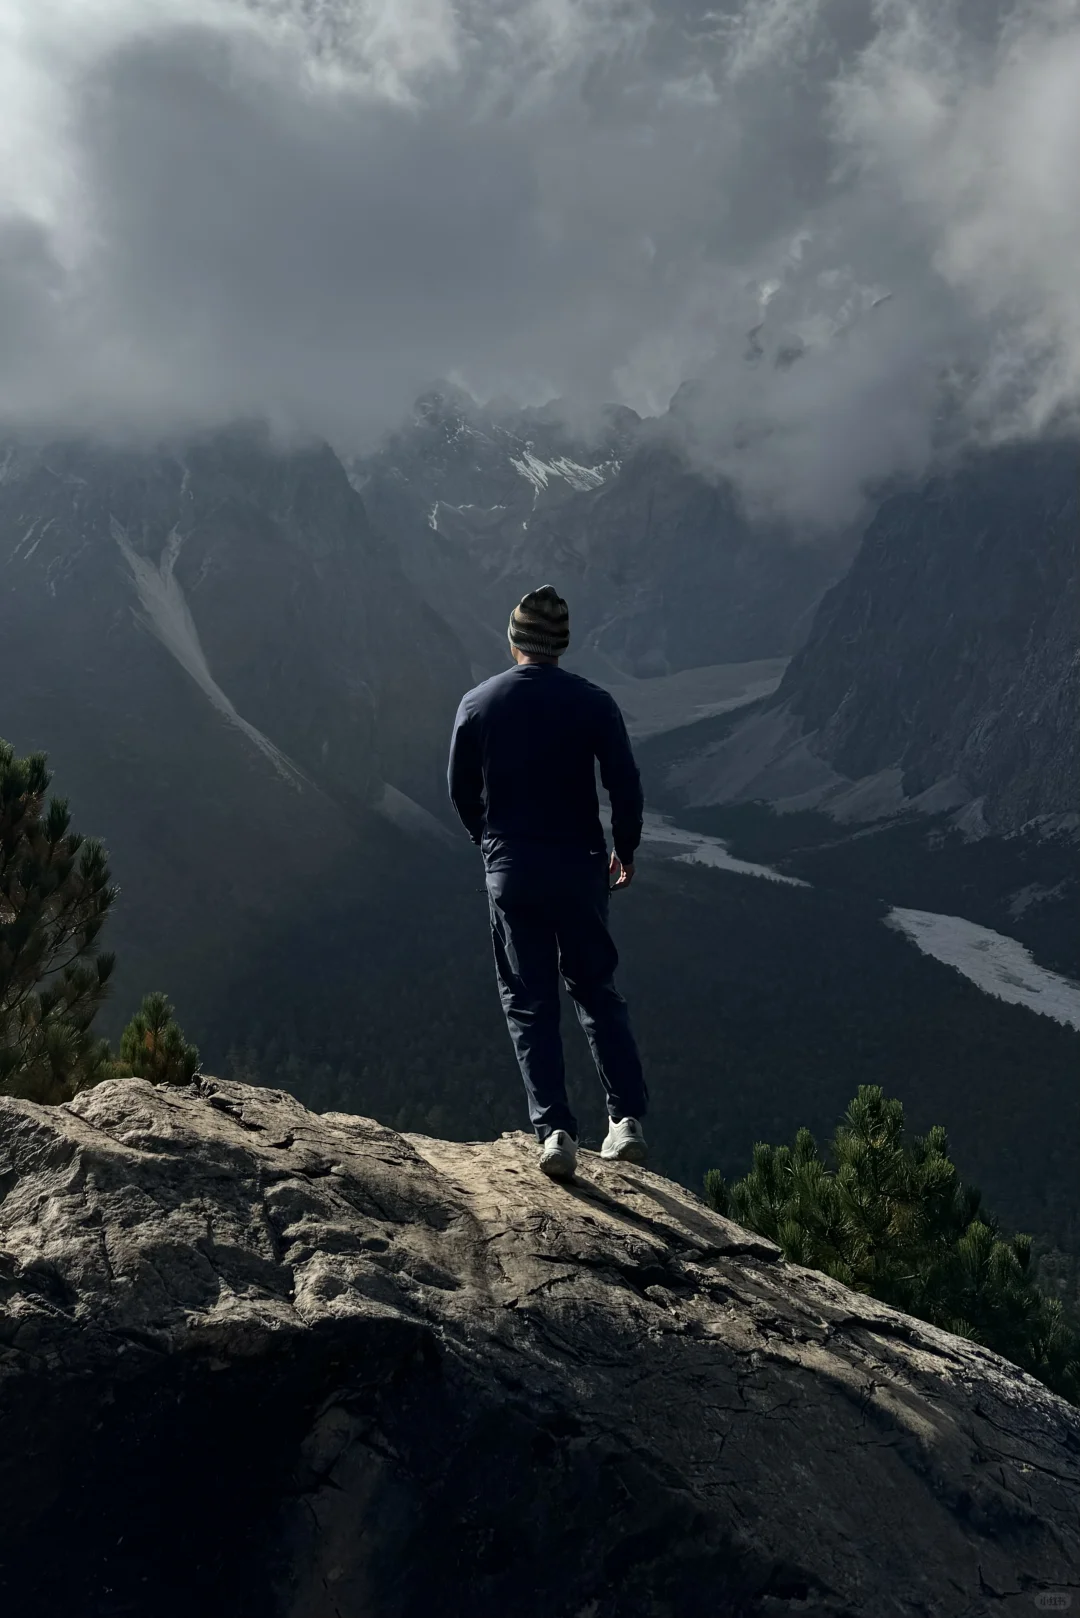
205, 831, 1080, 1301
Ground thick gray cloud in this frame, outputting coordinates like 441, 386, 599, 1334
2, 0, 1078, 523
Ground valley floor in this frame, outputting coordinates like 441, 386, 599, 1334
586, 657, 788, 739
205, 815, 1080, 1294
634, 811, 1080, 1033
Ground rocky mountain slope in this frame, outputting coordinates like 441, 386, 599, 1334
1, 1075, 1077, 1617
0, 429, 471, 1024
349, 386, 851, 679
662, 439, 1080, 834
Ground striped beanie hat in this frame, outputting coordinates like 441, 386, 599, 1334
508, 585, 570, 659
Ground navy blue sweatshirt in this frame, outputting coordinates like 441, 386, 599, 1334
447, 663, 644, 867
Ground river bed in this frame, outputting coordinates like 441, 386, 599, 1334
637, 812, 1080, 1033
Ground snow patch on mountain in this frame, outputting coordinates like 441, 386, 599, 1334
428, 499, 509, 533
23, 520, 53, 561
509, 450, 610, 496
112, 517, 306, 788
11, 522, 39, 560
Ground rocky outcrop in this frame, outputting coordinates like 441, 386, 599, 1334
1, 1076, 1077, 1617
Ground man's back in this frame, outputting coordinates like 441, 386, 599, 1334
448, 584, 650, 1178
447, 663, 643, 866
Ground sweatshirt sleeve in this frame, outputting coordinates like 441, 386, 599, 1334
447, 699, 485, 845
595, 694, 644, 865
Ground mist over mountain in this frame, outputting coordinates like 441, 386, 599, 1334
350, 384, 854, 679
2, 0, 1079, 532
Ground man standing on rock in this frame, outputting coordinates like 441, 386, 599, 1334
448, 585, 649, 1181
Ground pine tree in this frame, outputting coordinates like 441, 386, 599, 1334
705, 1085, 1080, 1405
118, 992, 199, 1086
0, 741, 117, 1102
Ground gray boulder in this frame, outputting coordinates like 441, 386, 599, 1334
1, 1076, 1077, 1616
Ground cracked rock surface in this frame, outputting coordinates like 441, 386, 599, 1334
0, 1077, 1077, 1618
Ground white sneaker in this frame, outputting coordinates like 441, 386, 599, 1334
600, 1117, 647, 1165
539, 1130, 578, 1181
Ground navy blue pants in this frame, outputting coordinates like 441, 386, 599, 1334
486, 851, 648, 1141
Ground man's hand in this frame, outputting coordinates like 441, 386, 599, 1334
609, 851, 635, 890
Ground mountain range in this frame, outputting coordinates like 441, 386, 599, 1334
0, 393, 869, 1030
348, 383, 852, 680
2, 400, 1079, 1271
0, 427, 469, 1026
655, 437, 1080, 837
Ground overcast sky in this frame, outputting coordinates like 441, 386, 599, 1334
2, 0, 1079, 522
